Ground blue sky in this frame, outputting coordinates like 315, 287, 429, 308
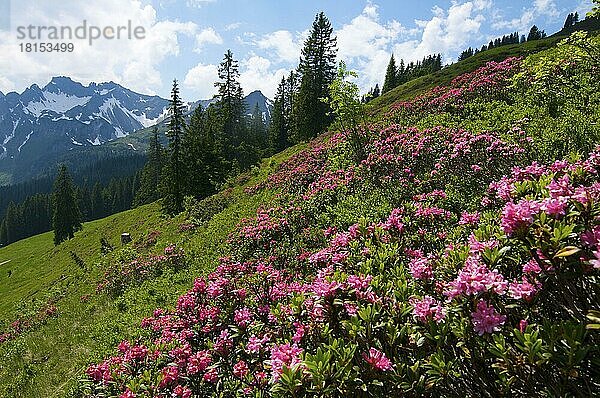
0, 0, 592, 100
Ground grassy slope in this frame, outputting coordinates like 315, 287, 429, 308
0, 145, 304, 397
368, 35, 567, 115
0, 30, 581, 397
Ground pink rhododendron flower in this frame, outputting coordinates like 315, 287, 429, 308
120, 389, 135, 398
159, 366, 179, 388
187, 351, 211, 374
362, 348, 393, 371
509, 277, 540, 301
234, 307, 253, 328
410, 296, 446, 323
269, 343, 303, 382
471, 301, 506, 335
233, 360, 249, 379
445, 255, 507, 298
409, 257, 434, 280
519, 319, 528, 333
203, 368, 219, 383
173, 385, 192, 398
501, 199, 541, 236
459, 211, 481, 226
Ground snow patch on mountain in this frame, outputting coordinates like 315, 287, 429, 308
3, 120, 19, 145
25, 92, 91, 117
18, 131, 34, 152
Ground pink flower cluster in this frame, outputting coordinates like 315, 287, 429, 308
471, 301, 506, 335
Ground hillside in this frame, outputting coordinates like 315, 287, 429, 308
1, 31, 599, 397
368, 19, 600, 114
0, 145, 303, 397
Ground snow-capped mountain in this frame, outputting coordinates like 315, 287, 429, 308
0, 76, 170, 162
0, 76, 273, 184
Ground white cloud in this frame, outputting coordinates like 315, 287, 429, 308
336, 3, 410, 89
225, 22, 242, 31
194, 27, 223, 52
239, 56, 287, 99
186, 0, 216, 8
0, 0, 197, 95
393, 1, 489, 65
183, 63, 218, 98
492, 0, 560, 32
255, 30, 302, 63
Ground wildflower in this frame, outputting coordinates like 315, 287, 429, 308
410, 296, 446, 323
471, 301, 506, 335
362, 348, 393, 371
203, 368, 218, 383
409, 257, 434, 280
509, 277, 540, 301
269, 344, 303, 382
233, 360, 249, 379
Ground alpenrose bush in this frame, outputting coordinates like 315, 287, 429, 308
387, 57, 522, 120
79, 136, 599, 397
96, 244, 185, 296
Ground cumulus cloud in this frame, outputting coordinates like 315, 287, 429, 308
336, 2, 411, 90
492, 0, 560, 32
225, 22, 242, 31
0, 0, 197, 95
195, 27, 223, 52
183, 63, 218, 98
255, 30, 302, 63
248, 1, 491, 94
239, 56, 287, 99
393, 1, 490, 65
186, 0, 216, 8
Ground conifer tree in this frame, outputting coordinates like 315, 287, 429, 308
249, 103, 267, 150
162, 79, 186, 215
214, 50, 248, 170
382, 54, 397, 94
182, 105, 220, 198
268, 77, 288, 154
372, 84, 380, 98
293, 12, 337, 142
564, 13, 574, 29
134, 127, 164, 207
52, 164, 82, 245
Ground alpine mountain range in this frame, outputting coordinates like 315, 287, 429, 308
0, 76, 272, 184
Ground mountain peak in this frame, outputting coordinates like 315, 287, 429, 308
44, 76, 87, 94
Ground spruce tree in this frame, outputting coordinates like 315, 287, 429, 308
52, 164, 82, 245
181, 105, 219, 198
214, 50, 248, 170
382, 54, 397, 94
372, 84, 380, 98
564, 13, 574, 29
134, 127, 164, 207
527, 25, 542, 41
162, 79, 186, 215
293, 12, 337, 142
249, 103, 267, 150
268, 77, 288, 154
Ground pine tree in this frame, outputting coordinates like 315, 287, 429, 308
527, 25, 543, 41
52, 164, 82, 245
564, 13, 574, 29
382, 54, 397, 94
574, 12, 579, 23
162, 80, 186, 215
134, 127, 164, 206
182, 105, 220, 198
249, 103, 267, 150
293, 12, 337, 142
214, 50, 249, 170
372, 84, 380, 98
268, 77, 288, 154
